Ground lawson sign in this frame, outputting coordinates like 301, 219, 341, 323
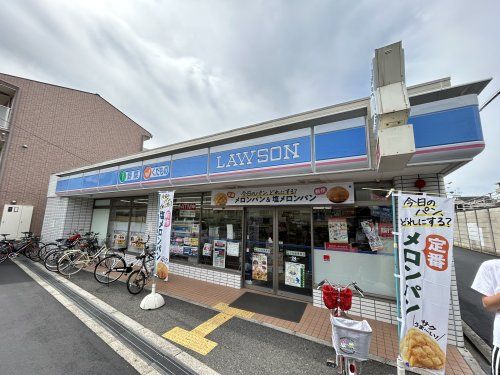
209, 129, 312, 179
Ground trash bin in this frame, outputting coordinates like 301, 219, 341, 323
330, 316, 372, 361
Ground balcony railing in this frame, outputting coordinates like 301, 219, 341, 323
0, 105, 10, 131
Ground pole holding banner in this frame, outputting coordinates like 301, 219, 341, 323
140, 191, 175, 310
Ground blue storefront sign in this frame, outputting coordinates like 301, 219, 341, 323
54, 95, 485, 195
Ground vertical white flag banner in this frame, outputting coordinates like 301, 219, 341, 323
397, 194, 455, 374
156, 191, 175, 281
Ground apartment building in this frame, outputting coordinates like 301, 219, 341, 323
0, 73, 151, 234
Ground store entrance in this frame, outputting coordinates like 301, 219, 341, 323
244, 207, 312, 299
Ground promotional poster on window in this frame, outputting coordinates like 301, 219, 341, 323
213, 240, 226, 268
328, 217, 349, 244
211, 182, 354, 206
252, 252, 268, 281
397, 193, 454, 374
285, 262, 305, 288
156, 191, 175, 281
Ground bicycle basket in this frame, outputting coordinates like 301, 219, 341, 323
330, 316, 372, 361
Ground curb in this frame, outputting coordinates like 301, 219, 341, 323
14, 260, 219, 375
461, 320, 492, 364
457, 346, 487, 375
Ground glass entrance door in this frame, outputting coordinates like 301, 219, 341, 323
277, 208, 312, 297
244, 207, 312, 299
244, 208, 274, 291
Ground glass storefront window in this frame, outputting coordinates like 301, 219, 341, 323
170, 194, 202, 264
129, 198, 148, 252
199, 208, 242, 270
108, 198, 133, 249
312, 204, 395, 297
106, 196, 148, 251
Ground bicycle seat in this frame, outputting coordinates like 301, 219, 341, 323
55, 238, 66, 243
114, 247, 127, 253
0, 233, 10, 237
135, 254, 146, 260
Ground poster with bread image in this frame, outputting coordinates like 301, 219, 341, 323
156, 191, 175, 281
397, 193, 455, 374
400, 328, 445, 371
156, 261, 169, 280
211, 183, 354, 206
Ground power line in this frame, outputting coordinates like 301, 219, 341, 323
480, 88, 500, 111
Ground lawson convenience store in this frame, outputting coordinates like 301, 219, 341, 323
42, 76, 488, 345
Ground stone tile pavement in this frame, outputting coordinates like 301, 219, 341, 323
153, 273, 474, 375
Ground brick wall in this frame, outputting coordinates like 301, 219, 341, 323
0, 73, 151, 234
145, 192, 159, 246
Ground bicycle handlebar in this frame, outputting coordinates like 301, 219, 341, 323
316, 279, 365, 297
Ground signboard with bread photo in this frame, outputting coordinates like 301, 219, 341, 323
211, 182, 354, 207
397, 193, 455, 374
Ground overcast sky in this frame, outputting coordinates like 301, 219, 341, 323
1, 0, 499, 195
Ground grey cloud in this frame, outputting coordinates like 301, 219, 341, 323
0, 0, 498, 195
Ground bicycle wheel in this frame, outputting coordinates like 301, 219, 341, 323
44, 249, 64, 272
58, 251, 86, 276
25, 244, 40, 262
0, 246, 8, 263
38, 242, 56, 260
127, 270, 147, 294
94, 255, 126, 284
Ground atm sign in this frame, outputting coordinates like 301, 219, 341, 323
143, 164, 170, 180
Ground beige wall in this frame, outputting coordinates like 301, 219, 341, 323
454, 207, 500, 255
0, 73, 151, 234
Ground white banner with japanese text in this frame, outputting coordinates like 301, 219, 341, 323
397, 193, 454, 374
156, 191, 175, 281
211, 182, 354, 206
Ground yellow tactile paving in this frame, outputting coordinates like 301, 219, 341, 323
162, 327, 217, 356
212, 302, 255, 319
192, 313, 233, 336
162, 302, 254, 355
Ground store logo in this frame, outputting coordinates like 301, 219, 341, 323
119, 169, 141, 183
215, 142, 300, 169
143, 164, 170, 180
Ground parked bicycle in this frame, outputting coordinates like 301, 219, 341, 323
0, 232, 43, 263
126, 246, 155, 294
94, 236, 152, 285
317, 279, 373, 375
57, 233, 113, 276
43, 232, 89, 272
39, 231, 82, 261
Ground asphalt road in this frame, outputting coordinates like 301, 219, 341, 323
67, 270, 409, 375
454, 246, 497, 347
0, 259, 138, 375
